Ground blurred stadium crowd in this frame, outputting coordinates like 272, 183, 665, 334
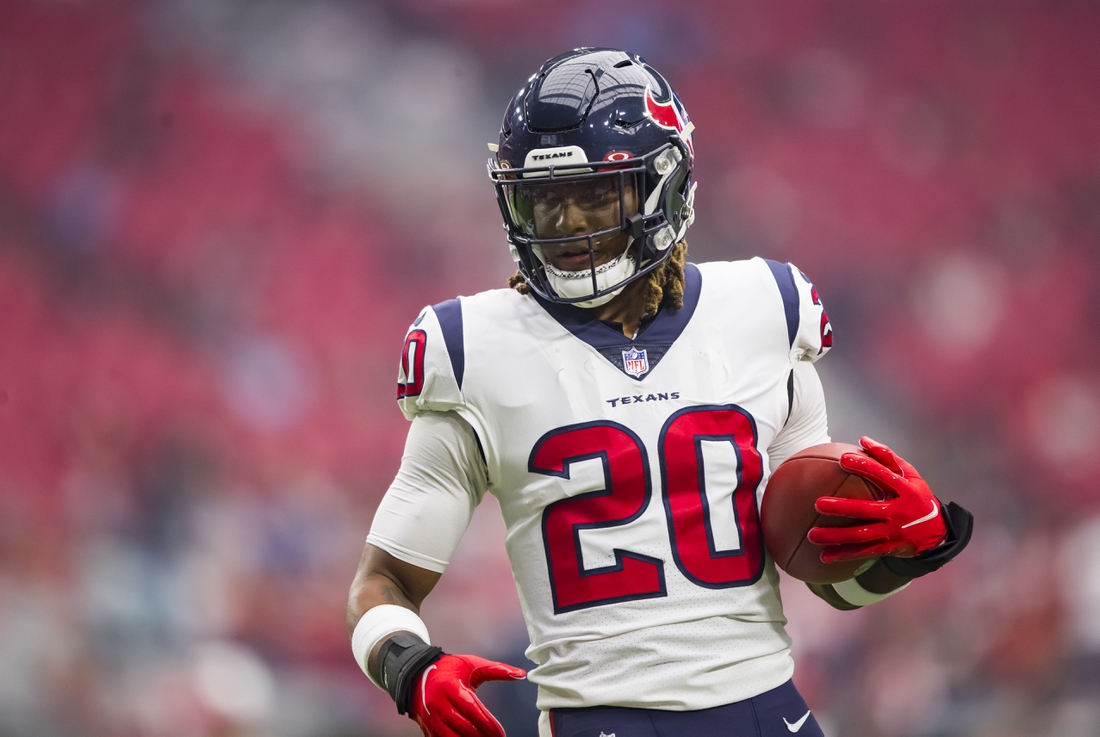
1, 1, 1099, 735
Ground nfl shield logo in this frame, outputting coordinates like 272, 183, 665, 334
622, 347, 650, 378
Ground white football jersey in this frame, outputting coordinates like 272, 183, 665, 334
379, 258, 832, 711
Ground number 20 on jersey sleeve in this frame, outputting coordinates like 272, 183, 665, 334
397, 329, 427, 399
530, 405, 765, 614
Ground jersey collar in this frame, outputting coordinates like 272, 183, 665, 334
533, 263, 701, 380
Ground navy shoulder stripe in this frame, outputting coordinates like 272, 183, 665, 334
764, 259, 799, 348
432, 298, 465, 389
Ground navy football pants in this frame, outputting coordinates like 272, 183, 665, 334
544, 679, 823, 737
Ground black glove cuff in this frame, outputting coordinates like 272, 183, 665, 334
883, 501, 974, 579
377, 633, 444, 715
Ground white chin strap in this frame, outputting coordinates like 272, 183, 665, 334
540, 248, 638, 308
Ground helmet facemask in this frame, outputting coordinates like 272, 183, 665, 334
489, 142, 693, 307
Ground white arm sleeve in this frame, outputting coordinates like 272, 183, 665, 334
767, 360, 830, 473
366, 411, 489, 573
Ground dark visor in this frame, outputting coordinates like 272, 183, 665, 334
499, 169, 640, 239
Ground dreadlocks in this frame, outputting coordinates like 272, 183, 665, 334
507, 240, 689, 315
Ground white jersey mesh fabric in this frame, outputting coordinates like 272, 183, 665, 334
372, 257, 833, 710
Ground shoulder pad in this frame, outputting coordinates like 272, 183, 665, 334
396, 299, 466, 419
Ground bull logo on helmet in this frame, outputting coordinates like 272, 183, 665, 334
644, 86, 694, 156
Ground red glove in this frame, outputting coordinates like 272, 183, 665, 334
807, 436, 948, 564
410, 653, 526, 737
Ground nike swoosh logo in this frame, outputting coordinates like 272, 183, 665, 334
901, 497, 939, 529
783, 708, 809, 734
784, 710, 811, 732
420, 664, 436, 715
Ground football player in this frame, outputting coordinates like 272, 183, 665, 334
347, 48, 973, 737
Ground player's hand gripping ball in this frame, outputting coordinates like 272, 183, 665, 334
808, 436, 947, 562
410, 653, 525, 737
762, 437, 947, 583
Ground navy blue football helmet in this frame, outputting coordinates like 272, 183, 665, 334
488, 48, 696, 306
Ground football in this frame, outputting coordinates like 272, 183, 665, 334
761, 442, 885, 584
